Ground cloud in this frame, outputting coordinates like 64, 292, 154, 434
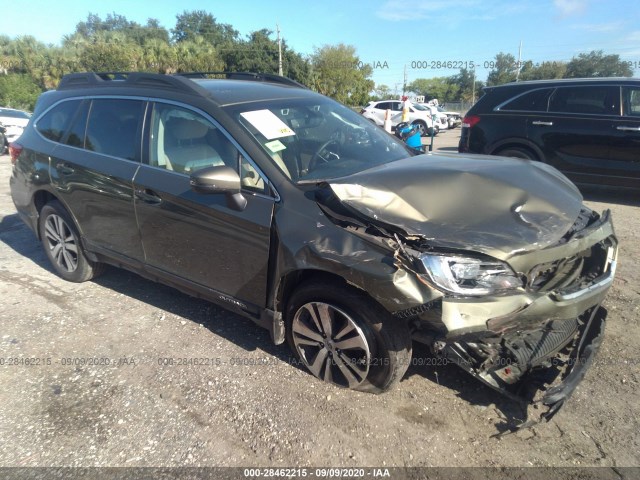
553, 0, 587, 17
376, 0, 478, 21
570, 21, 625, 33
375, 0, 527, 21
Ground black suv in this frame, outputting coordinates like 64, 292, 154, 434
459, 77, 640, 189
10, 72, 618, 420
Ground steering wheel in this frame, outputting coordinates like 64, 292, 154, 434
308, 139, 341, 172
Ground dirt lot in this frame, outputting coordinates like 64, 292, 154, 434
1, 131, 639, 475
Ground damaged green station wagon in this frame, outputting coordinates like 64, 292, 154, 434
10, 72, 618, 423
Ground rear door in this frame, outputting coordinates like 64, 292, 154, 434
133, 101, 274, 309
530, 85, 619, 184
607, 86, 640, 188
49, 97, 146, 262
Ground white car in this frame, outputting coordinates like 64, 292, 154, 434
419, 103, 449, 132
0, 107, 31, 152
437, 106, 462, 129
361, 100, 435, 136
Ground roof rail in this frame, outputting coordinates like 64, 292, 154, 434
57, 72, 211, 97
174, 71, 308, 89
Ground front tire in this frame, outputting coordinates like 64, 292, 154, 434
38, 200, 104, 282
286, 281, 412, 393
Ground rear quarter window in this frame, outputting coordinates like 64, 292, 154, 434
499, 88, 554, 112
36, 100, 82, 142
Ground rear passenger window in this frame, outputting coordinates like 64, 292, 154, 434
622, 87, 640, 116
36, 100, 81, 142
549, 86, 619, 115
500, 88, 553, 112
85, 99, 144, 160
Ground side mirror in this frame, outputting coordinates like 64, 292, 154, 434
190, 166, 241, 194
189, 166, 247, 211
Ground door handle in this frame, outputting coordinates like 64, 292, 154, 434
531, 121, 553, 126
616, 126, 640, 132
56, 162, 75, 175
135, 188, 162, 205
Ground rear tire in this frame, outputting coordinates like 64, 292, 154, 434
38, 200, 105, 282
286, 281, 412, 393
495, 147, 536, 160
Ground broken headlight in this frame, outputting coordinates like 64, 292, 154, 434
420, 254, 522, 296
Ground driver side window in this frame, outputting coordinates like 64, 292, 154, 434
149, 103, 268, 194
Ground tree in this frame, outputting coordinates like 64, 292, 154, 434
0, 73, 42, 110
372, 84, 391, 100
174, 37, 224, 72
310, 44, 373, 106
565, 50, 632, 78
78, 32, 142, 72
518, 60, 567, 81
222, 29, 310, 84
172, 10, 238, 45
450, 68, 483, 102
486, 52, 518, 86
407, 77, 459, 102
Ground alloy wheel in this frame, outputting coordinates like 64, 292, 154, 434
292, 302, 371, 388
43, 214, 78, 273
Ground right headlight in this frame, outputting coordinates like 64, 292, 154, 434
420, 254, 523, 296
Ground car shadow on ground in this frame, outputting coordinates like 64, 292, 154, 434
432, 146, 459, 152
579, 185, 640, 207
0, 213, 52, 272
92, 266, 302, 368
404, 342, 535, 432
0, 213, 303, 371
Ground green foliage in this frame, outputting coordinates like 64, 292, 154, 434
486, 52, 518, 86
565, 50, 633, 78
172, 10, 238, 45
310, 44, 373, 106
407, 77, 459, 102
0, 12, 636, 110
0, 73, 41, 110
519, 60, 567, 81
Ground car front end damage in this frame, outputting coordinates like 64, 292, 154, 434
314, 154, 618, 422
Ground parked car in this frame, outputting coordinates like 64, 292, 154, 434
0, 107, 31, 153
419, 103, 449, 131
10, 72, 618, 422
361, 100, 436, 135
437, 105, 462, 128
459, 77, 640, 189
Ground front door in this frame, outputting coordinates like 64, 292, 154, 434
133, 102, 274, 308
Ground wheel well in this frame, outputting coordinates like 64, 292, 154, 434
491, 143, 538, 160
32, 191, 57, 239
275, 269, 349, 313
33, 190, 56, 214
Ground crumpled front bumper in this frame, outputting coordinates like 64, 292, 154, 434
540, 304, 606, 421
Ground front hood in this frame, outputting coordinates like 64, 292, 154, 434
324, 154, 583, 259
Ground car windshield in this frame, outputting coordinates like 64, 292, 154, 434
229, 97, 412, 184
411, 103, 428, 111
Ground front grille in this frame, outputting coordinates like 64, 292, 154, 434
527, 241, 610, 293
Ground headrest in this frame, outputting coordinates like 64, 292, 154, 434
168, 117, 209, 140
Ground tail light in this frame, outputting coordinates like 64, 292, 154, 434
462, 115, 481, 128
9, 142, 23, 165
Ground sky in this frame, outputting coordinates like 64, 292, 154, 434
4, 0, 640, 91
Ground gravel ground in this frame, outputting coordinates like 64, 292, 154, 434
1, 132, 639, 475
